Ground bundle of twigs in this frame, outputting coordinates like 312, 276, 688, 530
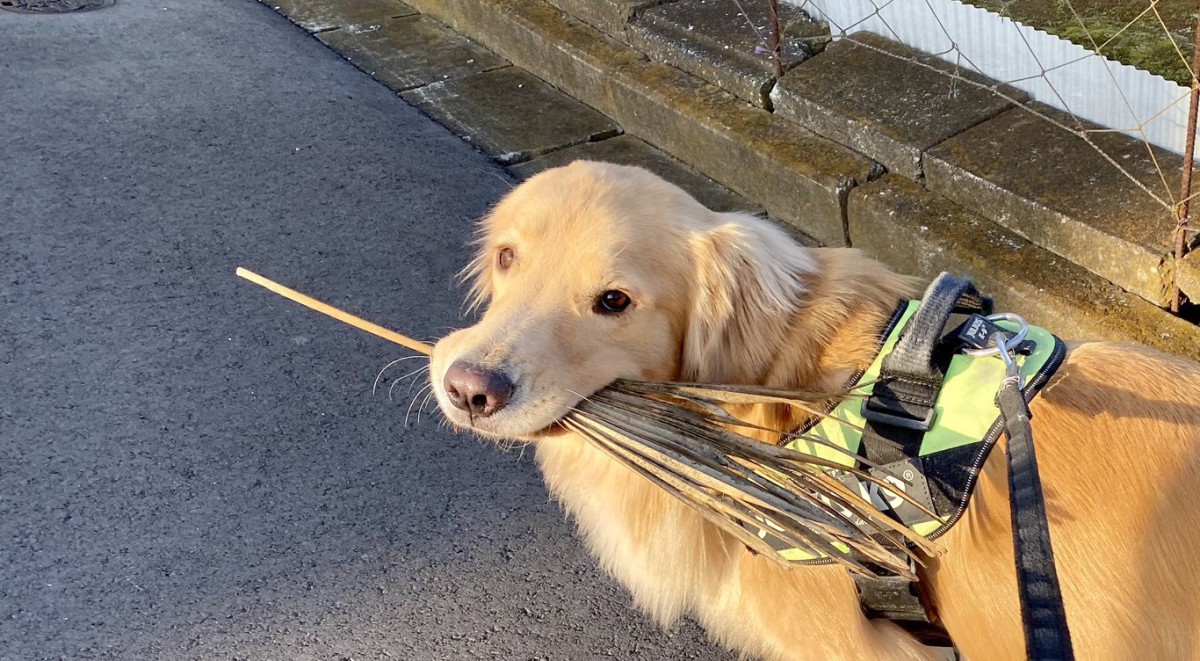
567, 382, 941, 577
237, 268, 940, 578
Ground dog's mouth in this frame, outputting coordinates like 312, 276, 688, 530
433, 379, 588, 442
446, 409, 575, 442
530, 419, 572, 438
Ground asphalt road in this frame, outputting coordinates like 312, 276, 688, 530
0, 2, 727, 659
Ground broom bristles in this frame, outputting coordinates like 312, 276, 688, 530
572, 385, 938, 577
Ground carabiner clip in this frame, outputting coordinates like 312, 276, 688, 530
993, 331, 1023, 388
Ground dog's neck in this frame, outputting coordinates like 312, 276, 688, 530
726, 249, 919, 441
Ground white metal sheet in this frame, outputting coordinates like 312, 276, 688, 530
794, 0, 1193, 156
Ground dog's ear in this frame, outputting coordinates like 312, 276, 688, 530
458, 213, 500, 314
459, 243, 493, 314
683, 214, 813, 383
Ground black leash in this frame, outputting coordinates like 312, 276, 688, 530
996, 377, 1075, 660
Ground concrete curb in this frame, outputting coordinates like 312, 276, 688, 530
925, 105, 1180, 308
400, 0, 875, 246
402, 67, 622, 164
769, 32, 1023, 181
851, 177, 1200, 357
624, 0, 826, 109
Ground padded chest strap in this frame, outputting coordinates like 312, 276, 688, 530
852, 274, 989, 642
852, 274, 1074, 659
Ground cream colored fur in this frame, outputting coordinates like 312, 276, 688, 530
431, 161, 1200, 660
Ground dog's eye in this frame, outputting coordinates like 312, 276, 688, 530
497, 247, 515, 271
595, 290, 632, 315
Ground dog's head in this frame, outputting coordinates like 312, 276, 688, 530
431, 161, 815, 440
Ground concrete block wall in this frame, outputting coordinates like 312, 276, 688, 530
263, 0, 1200, 360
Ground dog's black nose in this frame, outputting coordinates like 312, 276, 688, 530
443, 361, 514, 418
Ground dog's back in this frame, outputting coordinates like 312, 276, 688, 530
929, 341, 1200, 659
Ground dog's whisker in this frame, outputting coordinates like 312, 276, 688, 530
394, 364, 430, 386
373, 355, 429, 396
499, 438, 531, 454
416, 387, 437, 425
388, 373, 403, 402
419, 386, 439, 413
406, 367, 432, 396
565, 388, 599, 408
491, 171, 516, 190
406, 383, 434, 427
389, 365, 430, 402
431, 409, 451, 431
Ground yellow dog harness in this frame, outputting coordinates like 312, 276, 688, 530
756, 297, 1066, 562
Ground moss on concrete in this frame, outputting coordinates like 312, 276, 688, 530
1180, 249, 1200, 302
405, 0, 875, 244
965, 0, 1196, 85
925, 103, 1180, 306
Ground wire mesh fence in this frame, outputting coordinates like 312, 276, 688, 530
752, 0, 1199, 312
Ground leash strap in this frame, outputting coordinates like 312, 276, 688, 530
997, 380, 1075, 660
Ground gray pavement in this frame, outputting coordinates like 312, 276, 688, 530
0, 2, 726, 658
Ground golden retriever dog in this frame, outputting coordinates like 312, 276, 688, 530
430, 161, 1200, 660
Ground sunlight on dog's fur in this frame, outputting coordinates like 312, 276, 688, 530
431, 161, 1200, 660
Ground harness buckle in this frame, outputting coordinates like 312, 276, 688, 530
853, 558, 953, 646
860, 400, 935, 431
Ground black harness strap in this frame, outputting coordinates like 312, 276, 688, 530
860, 275, 991, 466
881, 276, 989, 380
997, 380, 1075, 659
854, 274, 990, 642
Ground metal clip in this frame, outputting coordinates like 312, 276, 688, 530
962, 313, 1028, 388
995, 332, 1023, 387
961, 313, 1028, 358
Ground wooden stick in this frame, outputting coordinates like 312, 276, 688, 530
235, 267, 433, 356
